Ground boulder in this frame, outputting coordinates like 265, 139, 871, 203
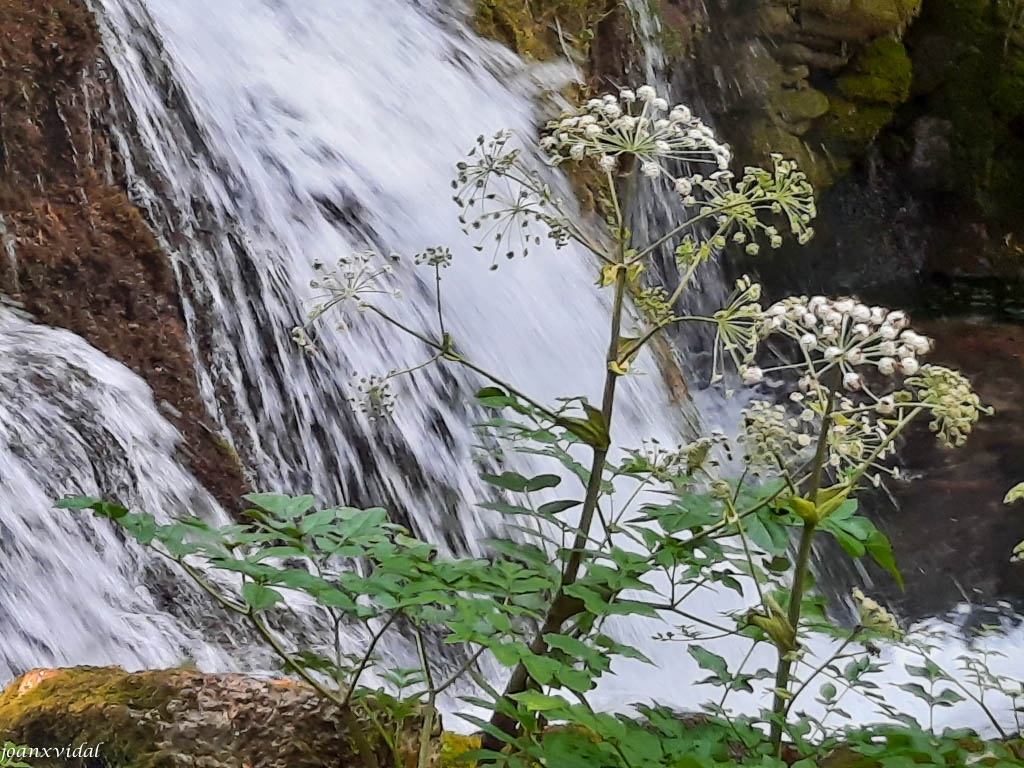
0, 667, 437, 768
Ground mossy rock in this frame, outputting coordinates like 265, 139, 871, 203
838, 38, 913, 105
473, 0, 612, 60
776, 87, 832, 122
820, 97, 896, 144
799, 0, 920, 40
745, 119, 835, 188
0, 667, 435, 768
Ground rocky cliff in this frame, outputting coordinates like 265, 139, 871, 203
0, 1, 246, 508
474, 0, 1024, 290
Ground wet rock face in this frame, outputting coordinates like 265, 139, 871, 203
811, 319, 1024, 620
678, 0, 919, 189
876, 319, 1024, 614
0, 667, 435, 768
0, 1, 246, 509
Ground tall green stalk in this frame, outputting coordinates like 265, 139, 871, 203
483, 171, 632, 748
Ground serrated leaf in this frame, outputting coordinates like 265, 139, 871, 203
244, 493, 316, 519
242, 583, 283, 612
510, 690, 569, 712
689, 645, 729, 682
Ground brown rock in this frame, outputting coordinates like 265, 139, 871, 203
0, 667, 438, 768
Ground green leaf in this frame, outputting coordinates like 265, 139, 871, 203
688, 645, 729, 683
1004, 482, 1024, 504
58, 497, 130, 520
510, 691, 569, 712
525, 474, 561, 492
555, 404, 610, 450
594, 634, 652, 665
934, 688, 966, 706
242, 583, 283, 612
336, 507, 389, 540
538, 499, 580, 517
522, 653, 563, 686
479, 472, 531, 492
244, 493, 316, 519
491, 642, 528, 667
866, 529, 904, 589
475, 386, 529, 413
544, 633, 610, 673
827, 527, 867, 558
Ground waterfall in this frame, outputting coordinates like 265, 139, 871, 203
0, 0, 1015, 734
0, 307, 243, 678
87, 0, 698, 543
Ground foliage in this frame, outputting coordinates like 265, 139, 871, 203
1006, 483, 1024, 563
62, 84, 1021, 768
0, 745, 29, 768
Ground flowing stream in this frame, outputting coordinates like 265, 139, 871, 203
0, 306, 240, 678
0, 0, 1020, 735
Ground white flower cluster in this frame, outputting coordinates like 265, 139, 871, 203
310, 251, 401, 312
703, 155, 817, 252
723, 291, 988, 476
813, 391, 898, 479
740, 400, 811, 470
451, 130, 563, 266
291, 325, 316, 355
540, 85, 731, 177
712, 276, 763, 381
414, 246, 454, 269
671, 155, 817, 272
630, 433, 731, 481
749, 296, 932, 394
905, 365, 991, 448
350, 373, 395, 421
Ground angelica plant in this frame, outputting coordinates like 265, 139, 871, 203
63, 85, 1018, 767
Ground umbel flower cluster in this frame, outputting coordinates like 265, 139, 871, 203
717, 285, 990, 481
540, 85, 731, 176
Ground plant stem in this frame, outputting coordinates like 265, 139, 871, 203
343, 613, 400, 707
483, 174, 632, 749
769, 382, 836, 754
415, 627, 438, 768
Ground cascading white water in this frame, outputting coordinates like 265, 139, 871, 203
0, 0, 1015, 734
88, 0, 698, 545
0, 307, 242, 678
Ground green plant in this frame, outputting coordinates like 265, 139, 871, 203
64, 85, 1020, 767
0, 744, 30, 768
1006, 483, 1024, 563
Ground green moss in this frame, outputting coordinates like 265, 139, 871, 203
821, 97, 895, 143
838, 38, 913, 105
992, 58, 1024, 121
0, 668, 177, 768
441, 733, 482, 767
777, 87, 831, 122
473, 0, 612, 60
